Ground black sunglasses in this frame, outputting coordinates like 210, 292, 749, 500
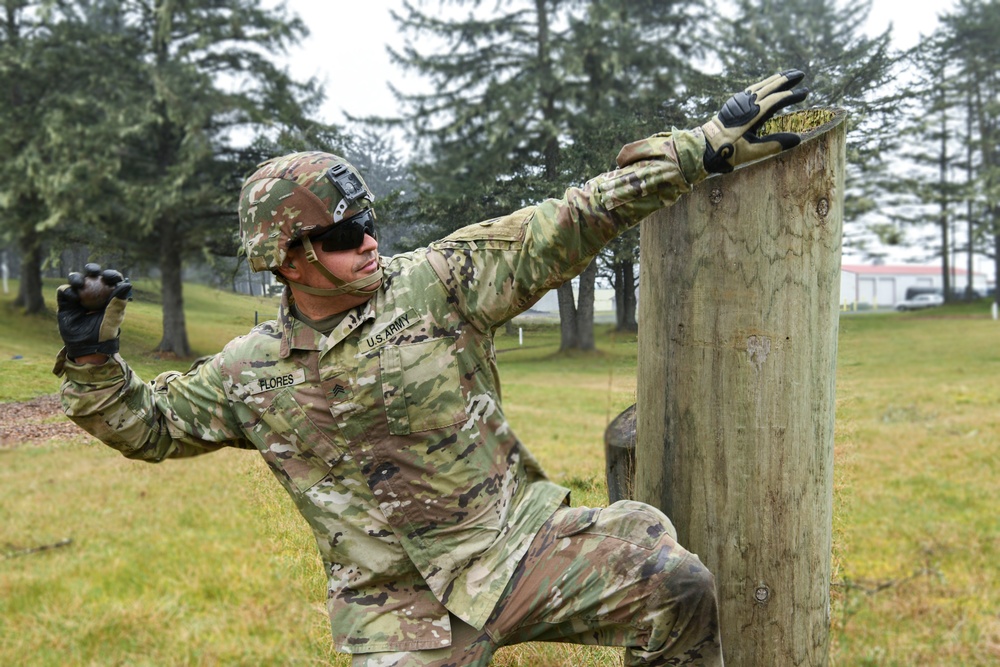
308, 208, 377, 252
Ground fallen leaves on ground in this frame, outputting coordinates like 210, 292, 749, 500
0, 394, 91, 448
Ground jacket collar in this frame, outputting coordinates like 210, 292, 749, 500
278, 287, 377, 358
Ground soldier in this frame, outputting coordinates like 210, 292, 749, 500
55, 72, 808, 666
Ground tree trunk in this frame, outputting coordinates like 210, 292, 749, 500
635, 110, 845, 666
938, 101, 951, 302
965, 199, 974, 299
623, 260, 637, 329
14, 225, 45, 314
995, 224, 1000, 308
156, 222, 191, 356
558, 264, 599, 351
965, 91, 976, 300
973, 88, 999, 307
576, 259, 597, 351
557, 282, 578, 351
615, 263, 625, 328
614, 259, 638, 332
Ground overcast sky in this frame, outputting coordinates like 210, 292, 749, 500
264, 0, 963, 266
273, 0, 958, 125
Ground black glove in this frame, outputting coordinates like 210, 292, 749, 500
57, 263, 132, 360
702, 70, 810, 174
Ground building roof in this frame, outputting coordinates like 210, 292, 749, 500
841, 264, 984, 277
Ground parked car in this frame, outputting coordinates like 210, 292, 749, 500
904, 286, 943, 300
896, 293, 944, 311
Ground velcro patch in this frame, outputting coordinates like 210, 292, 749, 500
359, 308, 420, 352
245, 368, 307, 395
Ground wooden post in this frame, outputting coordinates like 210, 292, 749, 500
604, 403, 636, 503
635, 110, 846, 666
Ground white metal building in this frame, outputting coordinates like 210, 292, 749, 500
529, 281, 615, 316
513, 265, 991, 318
840, 264, 990, 308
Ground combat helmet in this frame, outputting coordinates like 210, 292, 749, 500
238, 151, 382, 297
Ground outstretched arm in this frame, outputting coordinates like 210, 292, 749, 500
54, 265, 250, 461
427, 71, 810, 331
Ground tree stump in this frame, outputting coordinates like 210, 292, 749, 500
604, 403, 636, 502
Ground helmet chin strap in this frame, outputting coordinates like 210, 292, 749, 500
282, 236, 384, 298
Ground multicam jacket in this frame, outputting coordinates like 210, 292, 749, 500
56, 129, 709, 653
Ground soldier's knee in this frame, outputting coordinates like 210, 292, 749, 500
608, 499, 679, 541
639, 557, 722, 661
665, 553, 719, 620
691, 563, 719, 618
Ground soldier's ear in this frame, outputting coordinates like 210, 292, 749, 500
279, 249, 304, 280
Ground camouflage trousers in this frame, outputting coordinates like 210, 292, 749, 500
353, 500, 723, 666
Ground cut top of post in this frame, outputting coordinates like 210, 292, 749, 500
761, 108, 847, 145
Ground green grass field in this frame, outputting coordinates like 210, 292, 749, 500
1, 280, 997, 666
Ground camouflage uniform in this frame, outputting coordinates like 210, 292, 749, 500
56, 128, 722, 665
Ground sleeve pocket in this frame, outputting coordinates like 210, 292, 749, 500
433, 208, 531, 248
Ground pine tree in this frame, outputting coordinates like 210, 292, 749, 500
558, 0, 702, 339
0, 1, 60, 314
388, 0, 571, 228
936, 0, 1000, 304
896, 38, 969, 300
343, 128, 413, 256
386, 0, 704, 348
709, 0, 898, 258
109, 0, 331, 356
1, 0, 334, 344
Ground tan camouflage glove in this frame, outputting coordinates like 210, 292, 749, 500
57, 263, 132, 360
701, 70, 809, 174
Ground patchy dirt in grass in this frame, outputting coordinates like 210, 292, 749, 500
0, 394, 91, 448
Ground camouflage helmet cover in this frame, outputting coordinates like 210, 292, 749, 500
239, 151, 374, 272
